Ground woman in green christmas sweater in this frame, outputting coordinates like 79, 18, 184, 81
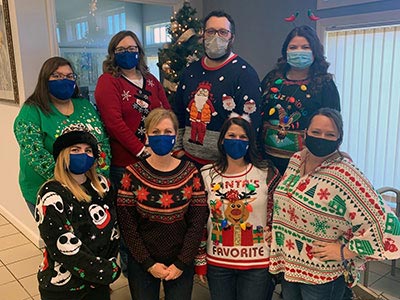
14, 57, 110, 216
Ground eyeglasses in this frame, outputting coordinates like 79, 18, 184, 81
114, 46, 139, 54
204, 28, 231, 38
50, 72, 77, 81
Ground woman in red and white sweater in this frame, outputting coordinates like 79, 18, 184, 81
200, 116, 280, 300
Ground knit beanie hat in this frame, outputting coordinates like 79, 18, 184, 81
53, 123, 99, 160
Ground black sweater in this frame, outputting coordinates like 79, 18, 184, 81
36, 175, 120, 299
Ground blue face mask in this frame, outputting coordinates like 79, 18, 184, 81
115, 51, 139, 70
223, 139, 249, 160
48, 79, 76, 100
69, 153, 95, 174
148, 135, 176, 156
287, 50, 314, 69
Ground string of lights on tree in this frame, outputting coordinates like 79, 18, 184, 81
157, 1, 204, 104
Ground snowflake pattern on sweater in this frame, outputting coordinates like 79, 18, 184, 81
270, 151, 400, 284
95, 73, 170, 167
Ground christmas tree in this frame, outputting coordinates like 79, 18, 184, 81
158, 1, 204, 104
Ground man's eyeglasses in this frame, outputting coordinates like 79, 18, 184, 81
114, 46, 139, 54
204, 28, 231, 38
50, 72, 77, 81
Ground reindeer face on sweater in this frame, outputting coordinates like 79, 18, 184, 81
222, 189, 255, 225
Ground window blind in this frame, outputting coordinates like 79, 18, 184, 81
326, 25, 400, 189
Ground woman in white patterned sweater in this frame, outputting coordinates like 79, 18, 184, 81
270, 108, 400, 300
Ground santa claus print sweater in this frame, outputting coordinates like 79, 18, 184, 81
173, 55, 261, 164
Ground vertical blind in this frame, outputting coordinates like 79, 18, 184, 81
325, 25, 400, 189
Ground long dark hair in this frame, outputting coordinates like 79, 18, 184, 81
212, 117, 264, 174
103, 30, 149, 77
25, 57, 80, 114
264, 25, 333, 92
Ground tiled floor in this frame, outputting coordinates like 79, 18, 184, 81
0, 212, 398, 300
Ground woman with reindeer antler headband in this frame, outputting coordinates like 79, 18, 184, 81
200, 116, 280, 300
260, 23, 340, 175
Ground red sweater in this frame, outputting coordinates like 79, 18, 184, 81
95, 73, 170, 167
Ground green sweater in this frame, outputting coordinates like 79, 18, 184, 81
14, 98, 111, 205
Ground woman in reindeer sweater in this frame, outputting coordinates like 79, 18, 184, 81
201, 116, 280, 300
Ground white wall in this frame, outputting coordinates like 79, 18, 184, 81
0, 0, 53, 246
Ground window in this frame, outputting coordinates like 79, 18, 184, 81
107, 10, 126, 35
75, 21, 88, 40
324, 23, 400, 189
56, 27, 60, 44
55, 0, 172, 97
146, 22, 171, 45
66, 17, 88, 41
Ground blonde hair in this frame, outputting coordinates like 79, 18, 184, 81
144, 108, 178, 133
54, 147, 106, 202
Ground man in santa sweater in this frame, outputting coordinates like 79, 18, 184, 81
173, 10, 261, 168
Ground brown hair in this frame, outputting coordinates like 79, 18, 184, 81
25, 57, 80, 114
54, 147, 105, 202
103, 30, 149, 77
